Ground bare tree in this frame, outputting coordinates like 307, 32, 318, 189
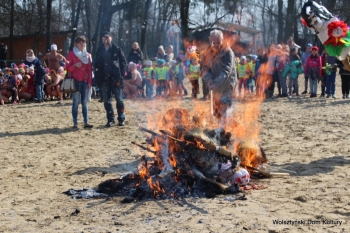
10, 0, 14, 60
84, 0, 92, 52
277, 0, 283, 43
46, 0, 52, 52
284, 0, 296, 41
140, 0, 152, 59
69, 0, 83, 51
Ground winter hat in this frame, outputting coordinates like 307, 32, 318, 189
28, 66, 34, 71
157, 59, 165, 66
145, 60, 152, 66
158, 45, 164, 51
128, 62, 136, 70
51, 44, 57, 51
312, 46, 319, 51
240, 56, 246, 61
136, 63, 142, 69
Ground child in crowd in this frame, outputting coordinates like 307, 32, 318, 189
337, 59, 350, 99
154, 59, 169, 97
46, 69, 63, 103
0, 72, 8, 105
167, 60, 179, 96
323, 50, 338, 98
34, 63, 46, 103
186, 57, 200, 98
143, 60, 155, 98
237, 56, 251, 95
248, 55, 257, 93
44, 68, 51, 99
282, 47, 303, 98
320, 50, 327, 97
7, 68, 20, 104
18, 68, 32, 100
276, 47, 289, 97
123, 62, 143, 98
304, 46, 322, 98
175, 57, 185, 97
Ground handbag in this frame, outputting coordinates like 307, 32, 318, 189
60, 73, 77, 93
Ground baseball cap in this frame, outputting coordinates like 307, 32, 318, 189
101, 31, 112, 37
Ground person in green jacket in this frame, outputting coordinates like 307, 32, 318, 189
282, 48, 303, 98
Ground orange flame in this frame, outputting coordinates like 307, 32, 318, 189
168, 154, 177, 168
138, 164, 148, 179
147, 177, 165, 197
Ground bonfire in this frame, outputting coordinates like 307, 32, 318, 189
96, 103, 270, 201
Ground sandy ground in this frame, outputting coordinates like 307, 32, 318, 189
0, 76, 349, 233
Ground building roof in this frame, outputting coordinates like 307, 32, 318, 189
217, 22, 261, 35
0, 30, 75, 40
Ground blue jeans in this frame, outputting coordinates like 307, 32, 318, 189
101, 81, 125, 123
144, 79, 153, 97
247, 77, 255, 93
35, 83, 44, 101
326, 72, 336, 95
72, 81, 89, 125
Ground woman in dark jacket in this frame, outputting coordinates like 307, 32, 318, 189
24, 49, 42, 99
337, 59, 350, 98
127, 42, 143, 64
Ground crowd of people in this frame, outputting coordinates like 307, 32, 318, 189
1, 30, 350, 126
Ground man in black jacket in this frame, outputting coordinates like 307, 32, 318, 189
127, 42, 143, 64
94, 32, 127, 127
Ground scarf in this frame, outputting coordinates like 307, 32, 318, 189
26, 55, 36, 63
73, 46, 89, 64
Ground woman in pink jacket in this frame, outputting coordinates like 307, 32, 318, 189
304, 46, 322, 98
66, 35, 93, 128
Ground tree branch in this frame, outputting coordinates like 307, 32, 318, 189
110, 2, 129, 14
191, 12, 230, 31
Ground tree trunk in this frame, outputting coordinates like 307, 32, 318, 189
69, 0, 83, 51
140, 0, 152, 59
85, 0, 92, 52
156, 1, 162, 46
277, 0, 283, 44
261, 0, 267, 47
128, 18, 133, 49
150, 2, 157, 57
100, 1, 129, 32
36, 0, 44, 32
180, 0, 190, 39
284, 0, 296, 41
46, 0, 52, 53
10, 0, 14, 60
91, 0, 103, 58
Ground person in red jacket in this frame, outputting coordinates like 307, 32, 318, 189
65, 35, 93, 128
304, 46, 322, 98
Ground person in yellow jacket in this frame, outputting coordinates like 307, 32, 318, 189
237, 56, 251, 95
154, 59, 169, 97
186, 57, 200, 98
247, 55, 257, 93
143, 60, 154, 98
